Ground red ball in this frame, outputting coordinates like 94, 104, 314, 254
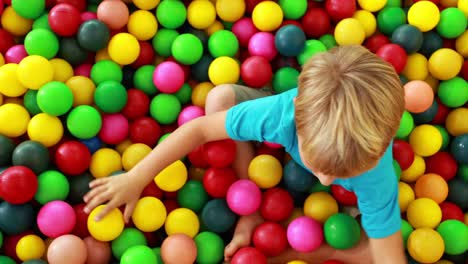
231, 247, 267, 264
203, 167, 238, 198
0, 29, 15, 54
364, 33, 390, 53
256, 143, 285, 163
0, 166, 37, 204
323, 260, 345, 264
439, 201, 464, 222
376, 43, 408, 74
392, 139, 415, 170
431, 98, 450, 124
281, 20, 303, 31
72, 204, 91, 238
260, 187, 294, 222
3, 231, 34, 262
252, 222, 288, 257
129, 116, 161, 148
188, 145, 209, 168
0, 3, 3, 18
425, 152, 458, 181
122, 89, 150, 120
301, 8, 331, 38
56, 0, 87, 12
164, 191, 178, 199
442, 38, 455, 50
325, 0, 356, 22
48, 3, 82, 37
241, 56, 273, 88
271, 56, 299, 72
132, 41, 155, 68
245, 0, 268, 14
141, 181, 164, 199
203, 139, 237, 168
55, 140, 91, 176
163, 199, 179, 214
331, 185, 357, 206
460, 60, 468, 83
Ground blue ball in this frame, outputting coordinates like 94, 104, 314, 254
283, 159, 316, 193
275, 25, 306, 57
80, 137, 102, 154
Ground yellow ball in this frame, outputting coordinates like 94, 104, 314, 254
96, 48, 113, 62
352, 10, 376, 38
358, 0, 387, 12
17, 55, 54, 90
429, 48, 463, 81
288, 261, 308, 264
459, 0, 468, 16
128, 10, 158, 41
116, 138, 133, 155
303, 192, 339, 224
402, 53, 429, 81
165, 208, 200, 238
155, 160, 187, 192
90, 148, 123, 178
0, 103, 30, 137
440, 0, 458, 7
401, 155, 425, 183
49, 58, 73, 83
399, 182, 415, 213
445, 108, 468, 136
0, 63, 28, 97
191, 82, 214, 108
408, 228, 445, 263
424, 74, 439, 93
27, 113, 64, 147
409, 125, 442, 157
187, 0, 217, 30
108, 33, 140, 65
133, 0, 160, 10
16, 234, 45, 261
455, 30, 468, 58
0, 53, 4, 66
283, 207, 304, 226
66, 76, 96, 106
0, 93, 3, 105
88, 205, 125, 242
208, 56, 240, 85
334, 18, 366, 46
408, 1, 440, 32
216, 0, 245, 22
132, 197, 167, 232
252, 1, 283, 32
435, 260, 454, 264
205, 20, 224, 36
122, 143, 152, 171
407, 198, 442, 229
1, 6, 33, 36
248, 154, 283, 189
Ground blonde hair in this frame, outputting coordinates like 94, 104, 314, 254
295, 45, 405, 177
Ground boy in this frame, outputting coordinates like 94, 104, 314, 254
84, 45, 407, 264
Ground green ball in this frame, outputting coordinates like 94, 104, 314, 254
0, 230, 3, 248
150, 94, 181, 125
172, 33, 204, 65
35, 170, 70, 205
401, 219, 413, 248
112, 228, 147, 260
156, 0, 187, 29
436, 7, 467, 39
393, 159, 401, 181
37, 81, 74, 116
134, 65, 158, 96
396, 111, 414, 139
66, 105, 102, 139
32, 12, 51, 30
438, 77, 468, 108
87, 4, 98, 12
458, 164, 468, 182
12, 140, 50, 174
23, 90, 42, 116
435, 125, 450, 151
94, 81, 128, 113
319, 34, 336, 50
152, 29, 180, 57
174, 83, 192, 105
158, 133, 171, 145
0, 135, 15, 167
208, 30, 239, 58
279, 0, 307, 19
309, 181, 331, 193
177, 180, 209, 213
222, 21, 233, 30
436, 220, 468, 255
377, 7, 406, 36
12, 0, 45, 19
273, 67, 300, 94
194, 232, 224, 264
24, 29, 59, 59
324, 213, 361, 249
0, 256, 15, 264
151, 247, 163, 264
90, 60, 123, 85
385, 0, 401, 7
297, 39, 327, 65
121, 245, 157, 264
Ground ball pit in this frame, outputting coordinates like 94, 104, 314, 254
0, 0, 466, 263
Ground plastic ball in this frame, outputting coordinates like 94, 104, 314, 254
208, 56, 240, 85
438, 77, 468, 109
77, 19, 110, 52
202, 167, 237, 198
127, 10, 157, 41
456, 31, 468, 58
160, 234, 197, 264
96, 0, 129, 30
203, 139, 236, 168
49, 58, 73, 82
89, 148, 122, 178
0, 63, 27, 98
232, 18, 258, 47
108, 33, 140, 65
155, 0, 186, 29
133, 0, 159, 10
0, 202, 35, 236
440, 201, 465, 222
352, 10, 376, 37
55, 141, 90, 176
301, 8, 330, 39
414, 173, 448, 204
12, 140, 49, 175
376, 43, 407, 74
87, 206, 124, 242
358, 0, 386, 11
177, 105, 204, 127
399, 182, 415, 213
94, 80, 128, 113
37, 201, 75, 238
121, 245, 157, 264
5, 45, 27, 64
122, 89, 150, 120
275, 25, 306, 57
165, 208, 199, 238
409, 124, 442, 157
216, 0, 245, 22
91, 60, 123, 85
0, 166, 37, 204
111, 228, 147, 260
27, 113, 62, 147
395, 111, 414, 139
283, 159, 315, 193
331, 185, 358, 206
128, 117, 161, 148
426, 152, 458, 181
194, 232, 224, 264
404, 80, 434, 113
227, 179, 262, 216
451, 134, 468, 165
253, 222, 288, 257
407, 1, 440, 32
24, 28, 59, 59
324, 213, 361, 250
436, 7, 467, 39
407, 198, 442, 228
407, 228, 444, 264
66, 105, 102, 139
98, 114, 128, 145
249, 32, 277, 61
231, 247, 267, 264
154, 160, 187, 192
83, 236, 111, 264
420, 31, 443, 58
11, 0, 45, 19
0, 135, 15, 167
287, 216, 323, 252
37, 81, 73, 116
17, 55, 54, 90
47, 235, 87, 264
391, 24, 423, 54
208, 30, 239, 58
401, 154, 426, 183
334, 18, 365, 46
48, 3, 81, 37
429, 48, 463, 81
0, 103, 30, 137
149, 93, 181, 125
325, 0, 356, 22
252, 1, 283, 32
437, 220, 468, 255
402, 53, 429, 81
240, 56, 272, 88
304, 192, 338, 224
152, 61, 184, 94
201, 199, 237, 234
187, 0, 216, 30
172, 33, 203, 65
260, 187, 294, 222
1, 6, 33, 37
248, 154, 282, 189
121, 143, 151, 171
16, 234, 45, 262
177, 180, 208, 213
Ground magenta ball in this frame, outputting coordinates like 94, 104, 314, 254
226, 179, 262, 216
98, 113, 129, 145
232, 17, 258, 47
177, 105, 205, 126
74, 63, 92, 77
153, 61, 185, 94
5, 44, 28, 63
248, 32, 278, 61
37, 201, 77, 238
81, 11, 97, 22
287, 216, 323, 252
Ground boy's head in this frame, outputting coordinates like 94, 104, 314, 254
295, 45, 405, 181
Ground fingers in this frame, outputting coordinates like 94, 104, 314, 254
94, 199, 118, 221
89, 177, 110, 188
124, 200, 137, 223
83, 185, 107, 204
83, 188, 110, 214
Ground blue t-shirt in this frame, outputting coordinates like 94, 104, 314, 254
225, 88, 401, 239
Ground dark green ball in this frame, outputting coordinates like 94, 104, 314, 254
177, 180, 209, 213
412, 99, 438, 124
391, 24, 423, 54
77, 19, 110, 52
12, 140, 50, 174
201, 199, 237, 234
420, 31, 443, 58
447, 178, 468, 210
0, 135, 15, 167
377, 7, 406, 36
283, 159, 316, 193
58, 38, 89, 66
399, 74, 409, 85
191, 54, 214, 82
174, 83, 192, 105
22, 260, 47, 264
0, 202, 35, 235
451, 134, 468, 165
23, 90, 42, 116
324, 213, 361, 249
68, 172, 93, 205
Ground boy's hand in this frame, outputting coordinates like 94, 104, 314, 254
83, 172, 146, 223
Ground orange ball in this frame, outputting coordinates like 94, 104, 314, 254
96, 0, 129, 30
404, 80, 434, 113
414, 173, 448, 204
83, 237, 111, 264
160, 234, 197, 264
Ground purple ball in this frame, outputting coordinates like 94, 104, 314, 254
152, 61, 185, 94
287, 216, 323, 252
37, 201, 76, 238
98, 113, 129, 145
177, 105, 205, 126
5, 45, 28, 64
248, 32, 278, 61
226, 179, 262, 216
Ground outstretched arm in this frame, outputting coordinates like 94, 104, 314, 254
369, 231, 407, 264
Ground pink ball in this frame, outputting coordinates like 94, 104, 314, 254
264, 141, 282, 149
48, 235, 87, 264
177, 105, 205, 126
74, 63, 92, 77
232, 18, 258, 47
248, 32, 278, 61
98, 113, 129, 145
5, 44, 27, 63
81, 11, 97, 22
153, 61, 185, 94
37, 201, 76, 238
226, 179, 262, 216
287, 216, 323, 252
